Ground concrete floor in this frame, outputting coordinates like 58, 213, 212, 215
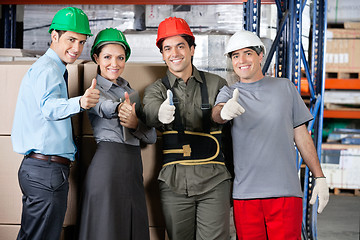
317, 194, 360, 240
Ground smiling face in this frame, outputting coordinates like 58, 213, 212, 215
161, 35, 194, 82
93, 43, 126, 83
231, 48, 264, 83
50, 30, 87, 64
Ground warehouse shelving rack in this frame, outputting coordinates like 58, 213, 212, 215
1, 0, 327, 239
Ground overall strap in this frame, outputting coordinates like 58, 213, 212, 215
199, 71, 211, 133
161, 75, 184, 132
161, 72, 211, 133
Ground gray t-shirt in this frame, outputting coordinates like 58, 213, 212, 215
215, 76, 313, 199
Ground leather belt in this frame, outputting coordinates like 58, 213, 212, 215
28, 152, 71, 166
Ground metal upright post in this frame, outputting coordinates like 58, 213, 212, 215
2, 5, 17, 48
243, 0, 261, 35
302, 0, 328, 239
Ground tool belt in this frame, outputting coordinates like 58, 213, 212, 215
161, 71, 226, 167
162, 130, 225, 167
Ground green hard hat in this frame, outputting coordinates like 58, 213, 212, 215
48, 7, 92, 36
91, 28, 131, 62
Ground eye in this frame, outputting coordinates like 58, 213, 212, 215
80, 40, 86, 45
164, 47, 170, 51
103, 55, 110, 59
119, 56, 125, 61
69, 38, 75, 42
232, 55, 238, 60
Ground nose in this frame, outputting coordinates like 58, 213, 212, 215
170, 47, 179, 57
72, 42, 81, 53
111, 57, 118, 66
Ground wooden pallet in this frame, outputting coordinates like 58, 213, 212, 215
325, 71, 360, 80
332, 188, 360, 196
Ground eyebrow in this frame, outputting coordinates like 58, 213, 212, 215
164, 42, 186, 49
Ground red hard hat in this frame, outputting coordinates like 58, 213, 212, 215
156, 17, 195, 49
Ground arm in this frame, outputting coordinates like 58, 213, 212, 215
118, 92, 157, 144
294, 124, 329, 214
212, 103, 227, 124
40, 73, 98, 120
143, 80, 173, 129
211, 89, 244, 123
294, 124, 324, 178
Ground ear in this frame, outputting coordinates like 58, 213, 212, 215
190, 45, 195, 57
259, 52, 264, 62
51, 30, 59, 42
93, 54, 99, 64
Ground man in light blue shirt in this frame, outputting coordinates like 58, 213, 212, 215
11, 7, 99, 240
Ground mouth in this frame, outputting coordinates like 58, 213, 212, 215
239, 65, 250, 70
170, 58, 183, 64
107, 68, 120, 73
67, 51, 77, 59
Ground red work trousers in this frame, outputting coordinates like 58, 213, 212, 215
233, 197, 302, 240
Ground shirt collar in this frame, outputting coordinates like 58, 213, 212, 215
45, 48, 67, 75
166, 65, 203, 87
96, 74, 129, 91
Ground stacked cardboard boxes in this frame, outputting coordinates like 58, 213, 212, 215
0, 58, 84, 239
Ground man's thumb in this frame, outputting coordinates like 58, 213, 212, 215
232, 88, 239, 100
166, 89, 174, 105
89, 78, 97, 89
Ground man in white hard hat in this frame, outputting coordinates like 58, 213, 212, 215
212, 30, 329, 240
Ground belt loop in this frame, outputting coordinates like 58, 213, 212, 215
48, 155, 51, 163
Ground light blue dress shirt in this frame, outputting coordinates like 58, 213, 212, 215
12, 48, 82, 160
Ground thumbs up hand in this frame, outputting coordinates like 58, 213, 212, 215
80, 78, 100, 109
118, 92, 138, 129
158, 90, 176, 124
220, 88, 245, 121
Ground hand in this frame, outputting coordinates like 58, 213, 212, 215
80, 78, 100, 109
118, 92, 138, 129
220, 88, 245, 120
158, 90, 176, 124
309, 178, 329, 214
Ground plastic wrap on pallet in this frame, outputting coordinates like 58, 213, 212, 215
327, 0, 360, 23
23, 5, 140, 60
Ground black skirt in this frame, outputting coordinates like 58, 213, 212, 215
79, 141, 149, 240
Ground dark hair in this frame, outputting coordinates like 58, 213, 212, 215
248, 46, 264, 55
159, 34, 196, 53
92, 44, 106, 62
228, 46, 264, 58
54, 30, 66, 38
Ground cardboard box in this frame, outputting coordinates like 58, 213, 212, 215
344, 22, 360, 29
0, 136, 78, 225
321, 143, 360, 189
0, 60, 84, 135
0, 225, 20, 240
0, 61, 33, 135
149, 226, 167, 240
325, 29, 360, 72
82, 62, 167, 135
0, 225, 75, 240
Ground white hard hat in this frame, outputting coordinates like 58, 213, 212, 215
224, 30, 265, 57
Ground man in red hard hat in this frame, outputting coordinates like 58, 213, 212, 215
12, 7, 100, 240
212, 30, 329, 239
143, 17, 232, 240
